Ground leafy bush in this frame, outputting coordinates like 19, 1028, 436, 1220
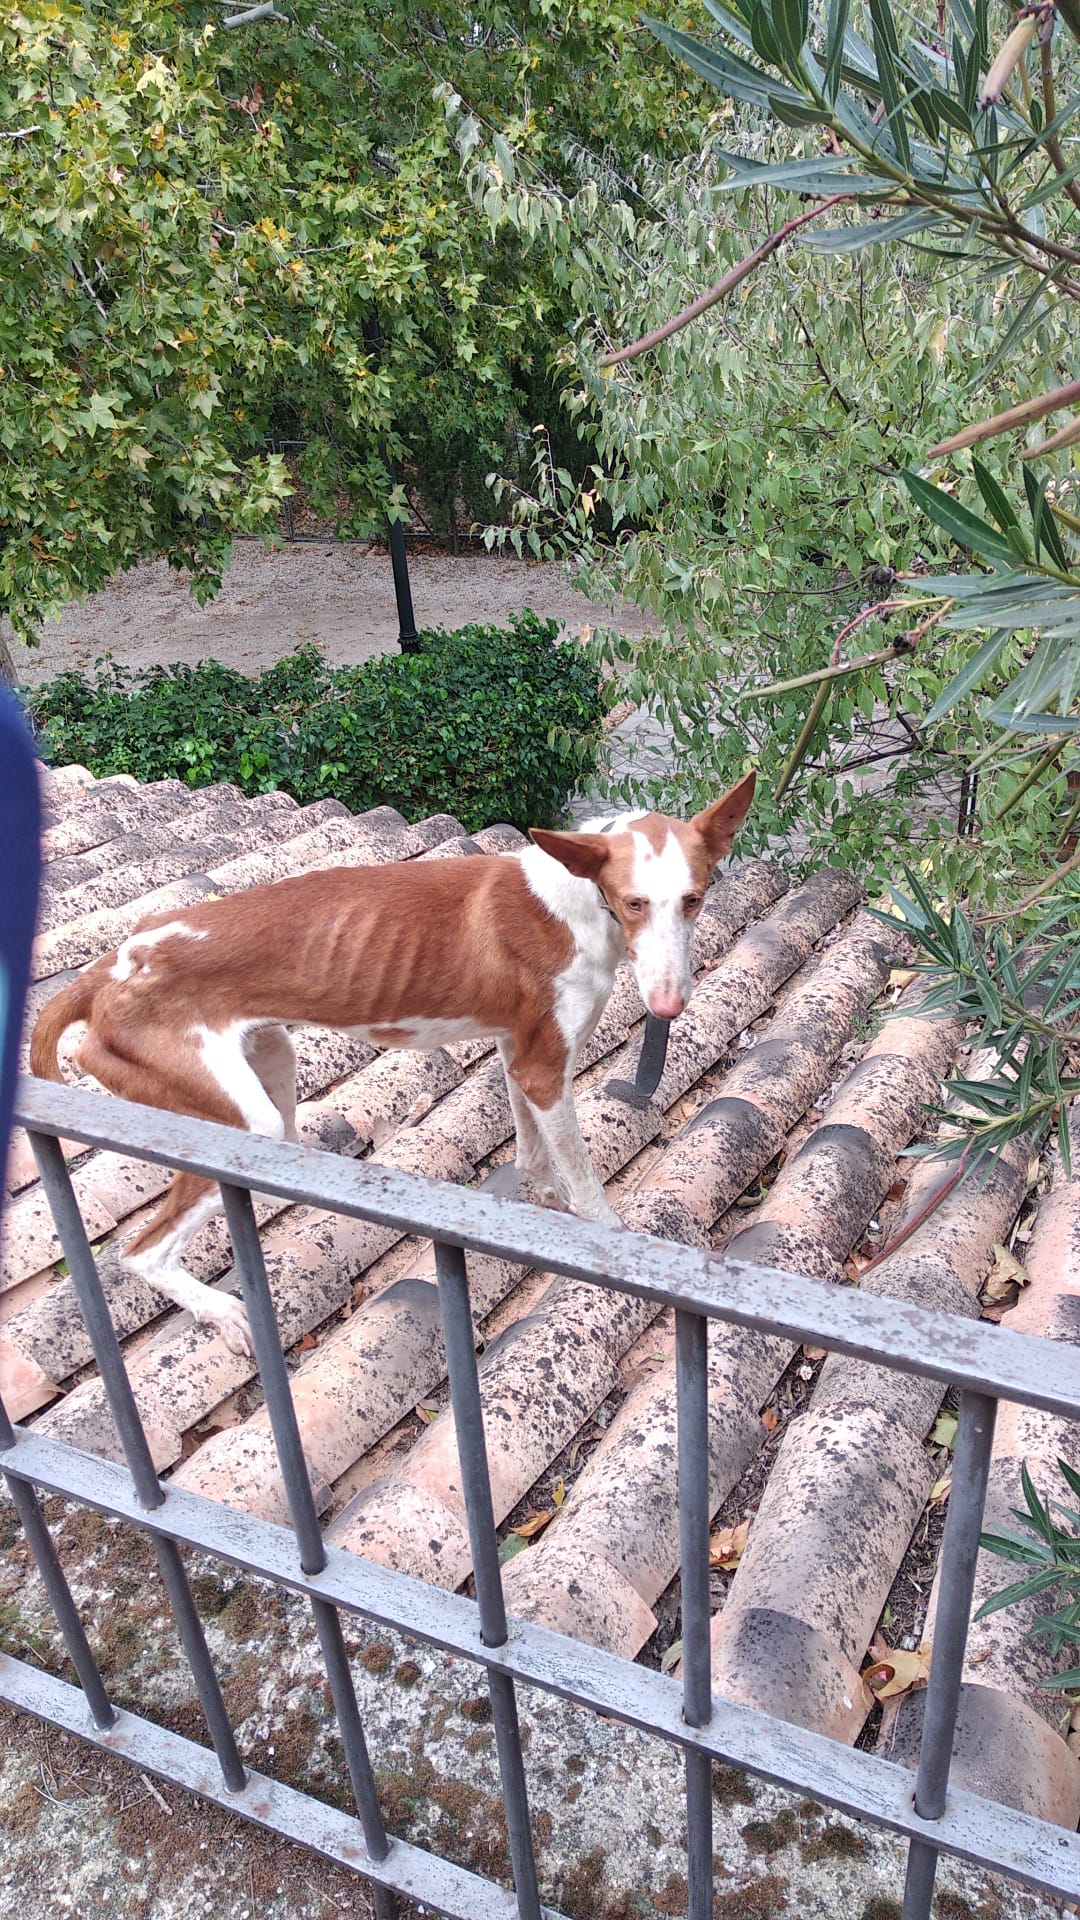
979, 1459, 1080, 1691
24, 613, 607, 833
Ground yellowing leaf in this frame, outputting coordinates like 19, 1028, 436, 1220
552, 1478, 566, 1509
512, 1507, 556, 1539
709, 1519, 750, 1570
863, 1637, 932, 1700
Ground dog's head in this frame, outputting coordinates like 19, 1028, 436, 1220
530, 771, 756, 1020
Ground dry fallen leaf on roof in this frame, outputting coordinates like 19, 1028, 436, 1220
761, 1405, 780, 1433
863, 1637, 932, 1700
512, 1507, 557, 1540
709, 1519, 750, 1570
982, 1241, 1029, 1304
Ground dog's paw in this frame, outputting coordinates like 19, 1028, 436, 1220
210, 1293, 254, 1359
575, 1197, 621, 1229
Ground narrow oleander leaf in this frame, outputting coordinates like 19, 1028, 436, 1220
701, 0, 757, 49
971, 457, 1025, 539
914, 629, 1006, 725
974, 1566, 1066, 1618
773, 0, 809, 62
869, 0, 913, 169
1021, 467, 1070, 569
644, 18, 794, 107
824, 0, 852, 98
800, 208, 939, 251
715, 152, 879, 191
748, 0, 787, 66
1038, 1665, 1080, 1690
903, 470, 1016, 563
769, 89, 831, 124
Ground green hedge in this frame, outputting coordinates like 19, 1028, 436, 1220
25, 612, 607, 832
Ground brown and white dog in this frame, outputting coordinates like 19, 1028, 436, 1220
31, 773, 755, 1354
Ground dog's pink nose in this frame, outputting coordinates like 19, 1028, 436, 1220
649, 991, 685, 1021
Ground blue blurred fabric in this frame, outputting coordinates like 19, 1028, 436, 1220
0, 692, 42, 1191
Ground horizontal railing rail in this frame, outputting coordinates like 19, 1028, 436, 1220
13, 1078, 1080, 1421
1, 1072, 1078, 1920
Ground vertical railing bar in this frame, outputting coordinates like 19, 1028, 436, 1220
901, 1838, 941, 1920
150, 1536, 247, 1791
433, 1239, 543, 1920
30, 1132, 162, 1509
218, 1184, 396, 1918
900, 1389, 998, 1920
28, 1131, 247, 1792
675, 1309, 714, 1920
0, 1391, 115, 1730
218, 1184, 327, 1577
431, 1240, 507, 1647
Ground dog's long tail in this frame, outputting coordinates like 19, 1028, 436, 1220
29, 972, 97, 1082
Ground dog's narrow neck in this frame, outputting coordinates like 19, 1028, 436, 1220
516, 844, 626, 963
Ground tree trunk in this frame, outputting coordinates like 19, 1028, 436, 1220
0, 625, 18, 690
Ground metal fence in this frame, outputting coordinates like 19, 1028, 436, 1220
3, 1074, 1080, 1920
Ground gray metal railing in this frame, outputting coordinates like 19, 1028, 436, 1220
3, 1073, 1080, 1920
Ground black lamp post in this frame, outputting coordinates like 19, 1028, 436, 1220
363, 317, 420, 655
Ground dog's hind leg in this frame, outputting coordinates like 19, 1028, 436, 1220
75, 1026, 260, 1355
122, 1173, 253, 1355
496, 1037, 564, 1206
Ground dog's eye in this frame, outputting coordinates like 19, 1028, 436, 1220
625, 898, 645, 915
683, 893, 701, 913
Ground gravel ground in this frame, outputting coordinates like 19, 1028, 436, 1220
6, 541, 655, 688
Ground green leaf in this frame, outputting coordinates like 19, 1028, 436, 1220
868, 0, 912, 170
1038, 1665, 1080, 1690
923, 626, 1012, 723
902, 471, 1017, 565
644, 18, 804, 108
1022, 466, 1071, 570
974, 1565, 1065, 1618
498, 1531, 529, 1564
824, 0, 852, 99
773, 0, 809, 62
799, 208, 940, 252
970, 457, 1025, 541
749, 0, 787, 64
716, 152, 881, 193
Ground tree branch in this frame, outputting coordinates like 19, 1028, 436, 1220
598, 194, 853, 368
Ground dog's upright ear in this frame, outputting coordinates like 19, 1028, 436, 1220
529, 827, 613, 882
689, 770, 757, 866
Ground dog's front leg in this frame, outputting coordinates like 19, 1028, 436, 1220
526, 1077, 619, 1228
